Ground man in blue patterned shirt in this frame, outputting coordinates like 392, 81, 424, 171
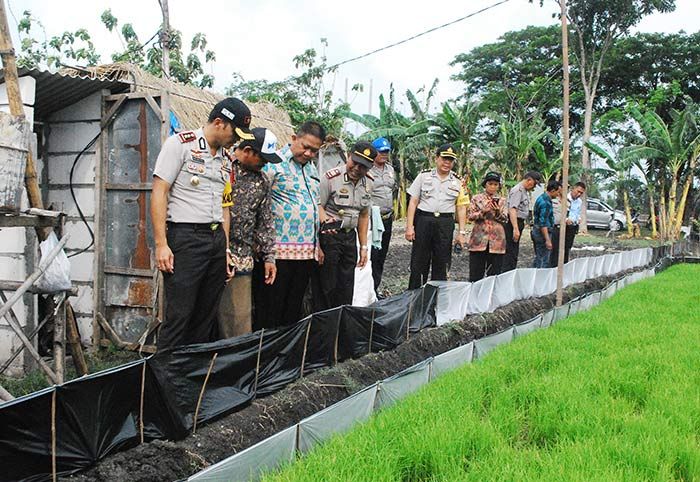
254, 121, 326, 328
531, 180, 562, 268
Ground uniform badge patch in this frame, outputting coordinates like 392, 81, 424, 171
325, 168, 342, 179
178, 131, 197, 143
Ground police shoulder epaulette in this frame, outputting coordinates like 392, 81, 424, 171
451, 171, 462, 181
178, 131, 197, 143
365, 172, 374, 181
222, 148, 233, 161
325, 167, 342, 179
421, 168, 432, 173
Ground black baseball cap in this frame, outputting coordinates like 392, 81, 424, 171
238, 127, 284, 164
213, 97, 254, 140
482, 171, 502, 187
524, 170, 543, 184
436, 143, 458, 160
349, 141, 377, 168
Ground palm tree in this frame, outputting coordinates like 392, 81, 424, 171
624, 103, 700, 239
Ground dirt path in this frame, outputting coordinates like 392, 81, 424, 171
64, 272, 628, 482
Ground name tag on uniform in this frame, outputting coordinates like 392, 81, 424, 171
338, 194, 350, 199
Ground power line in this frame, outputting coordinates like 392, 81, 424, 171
326, 0, 514, 71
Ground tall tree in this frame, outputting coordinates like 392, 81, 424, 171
533, 0, 677, 231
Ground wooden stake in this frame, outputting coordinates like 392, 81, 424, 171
253, 329, 264, 395
139, 361, 146, 444
367, 308, 375, 355
299, 322, 311, 379
0, 1, 48, 240
51, 389, 57, 482
556, 0, 571, 307
64, 301, 88, 376
405, 299, 414, 341
53, 299, 66, 384
192, 352, 218, 435
333, 309, 342, 365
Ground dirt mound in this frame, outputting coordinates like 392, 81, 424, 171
64, 273, 621, 482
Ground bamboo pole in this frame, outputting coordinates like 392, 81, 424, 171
51, 389, 57, 482
556, 0, 571, 307
299, 322, 311, 379
253, 329, 264, 394
0, 383, 13, 401
139, 361, 146, 444
53, 299, 65, 384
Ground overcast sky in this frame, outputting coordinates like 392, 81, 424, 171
10, 0, 699, 117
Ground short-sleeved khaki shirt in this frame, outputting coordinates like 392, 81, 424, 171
153, 128, 232, 223
507, 182, 530, 219
319, 165, 373, 230
407, 169, 468, 214
369, 163, 395, 213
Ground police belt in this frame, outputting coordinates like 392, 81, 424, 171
416, 209, 454, 219
167, 221, 221, 231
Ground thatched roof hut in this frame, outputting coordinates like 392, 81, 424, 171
60, 63, 294, 143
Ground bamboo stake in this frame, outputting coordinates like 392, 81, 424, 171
53, 299, 66, 384
51, 389, 57, 482
299, 322, 311, 379
405, 299, 413, 341
139, 361, 146, 444
333, 309, 341, 365
253, 329, 264, 394
556, 0, 571, 307
192, 352, 218, 435
367, 308, 375, 355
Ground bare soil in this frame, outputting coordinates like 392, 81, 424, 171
64, 270, 629, 482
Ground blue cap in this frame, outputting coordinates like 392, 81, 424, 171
372, 137, 391, 152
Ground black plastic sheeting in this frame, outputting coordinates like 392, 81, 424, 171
0, 284, 438, 481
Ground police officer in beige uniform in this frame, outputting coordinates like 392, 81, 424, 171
406, 143, 468, 289
316, 141, 376, 309
369, 137, 396, 296
151, 97, 254, 350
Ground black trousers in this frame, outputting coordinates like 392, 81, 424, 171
550, 224, 579, 267
371, 214, 393, 292
316, 230, 358, 310
158, 223, 226, 350
469, 250, 504, 282
502, 218, 525, 272
253, 259, 316, 330
408, 212, 454, 289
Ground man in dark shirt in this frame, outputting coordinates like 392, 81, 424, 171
531, 180, 562, 268
218, 128, 283, 338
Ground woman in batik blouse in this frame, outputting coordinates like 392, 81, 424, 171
467, 171, 508, 281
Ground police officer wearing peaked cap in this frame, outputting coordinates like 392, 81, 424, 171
316, 141, 376, 310
405, 143, 469, 289
151, 97, 255, 350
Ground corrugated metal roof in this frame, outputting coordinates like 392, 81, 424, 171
0, 67, 129, 120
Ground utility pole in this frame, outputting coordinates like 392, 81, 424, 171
556, 0, 571, 306
159, 0, 170, 78
0, 0, 48, 240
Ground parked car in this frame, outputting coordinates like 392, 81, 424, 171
586, 198, 628, 231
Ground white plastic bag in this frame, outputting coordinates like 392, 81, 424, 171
35, 232, 72, 292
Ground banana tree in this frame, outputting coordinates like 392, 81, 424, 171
624, 103, 700, 239
586, 141, 636, 236
431, 100, 483, 186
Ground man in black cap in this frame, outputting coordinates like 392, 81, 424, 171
316, 141, 375, 309
405, 143, 468, 289
151, 97, 254, 350
218, 128, 284, 338
503, 170, 542, 272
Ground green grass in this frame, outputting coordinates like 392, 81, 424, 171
265, 265, 700, 482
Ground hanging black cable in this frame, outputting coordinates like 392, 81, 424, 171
67, 132, 100, 258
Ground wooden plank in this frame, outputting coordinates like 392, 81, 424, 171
93, 90, 110, 351
98, 338, 156, 354
65, 301, 88, 376
0, 280, 77, 295
104, 92, 157, 101
0, 215, 60, 228
144, 94, 163, 121
100, 95, 127, 130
